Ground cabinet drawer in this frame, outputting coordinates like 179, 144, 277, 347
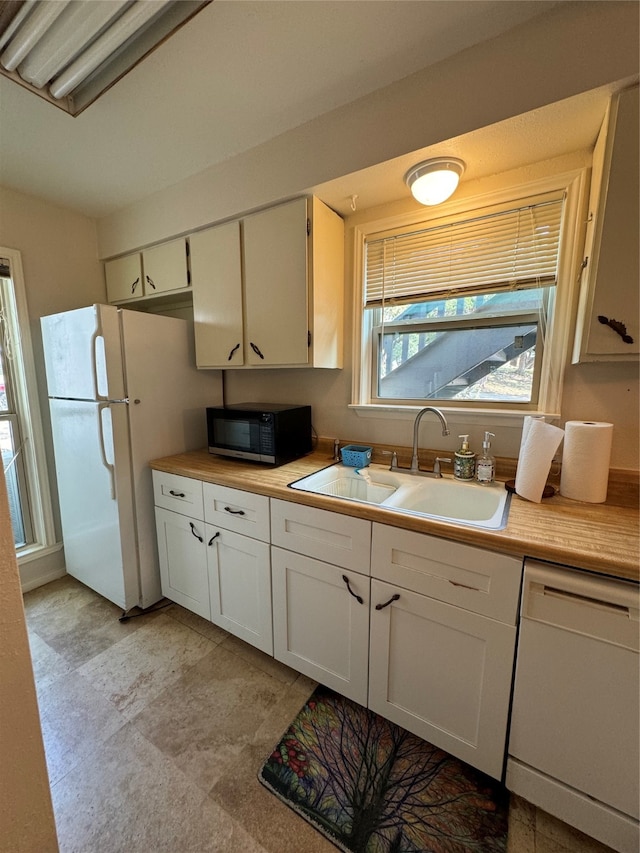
203, 482, 270, 541
271, 499, 371, 574
371, 523, 522, 624
152, 471, 203, 519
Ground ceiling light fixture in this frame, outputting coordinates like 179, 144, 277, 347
404, 157, 466, 206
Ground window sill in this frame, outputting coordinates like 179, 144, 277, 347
17, 541, 63, 565
349, 404, 560, 428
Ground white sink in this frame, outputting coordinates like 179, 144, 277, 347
289, 463, 511, 530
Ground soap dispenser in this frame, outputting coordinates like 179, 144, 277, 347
476, 432, 496, 485
454, 435, 476, 481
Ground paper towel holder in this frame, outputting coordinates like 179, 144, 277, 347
505, 479, 556, 498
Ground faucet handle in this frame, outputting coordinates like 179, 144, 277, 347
381, 450, 399, 471
434, 456, 452, 476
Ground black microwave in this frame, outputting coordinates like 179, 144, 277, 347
206, 403, 312, 466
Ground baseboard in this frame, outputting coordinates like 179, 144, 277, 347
19, 546, 66, 593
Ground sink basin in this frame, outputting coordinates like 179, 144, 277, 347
289, 463, 511, 530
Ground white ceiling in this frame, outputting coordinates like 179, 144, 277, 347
0, 0, 621, 221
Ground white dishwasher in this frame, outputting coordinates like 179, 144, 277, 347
507, 559, 639, 853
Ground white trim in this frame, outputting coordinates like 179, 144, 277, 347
349, 404, 561, 428
351, 168, 589, 416
17, 541, 63, 565
1, 247, 57, 553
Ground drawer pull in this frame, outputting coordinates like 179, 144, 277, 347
375, 593, 400, 611
249, 341, 265, 360
342, 575, 363, 604
227, 343, 240, 361
169, 490, 185, 498
449, 580, 480, 592
224, 506, 245, 516
207, 531, 220, 546
189, 522, 203, 543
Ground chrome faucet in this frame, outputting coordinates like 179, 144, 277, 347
410, 406, 450, 475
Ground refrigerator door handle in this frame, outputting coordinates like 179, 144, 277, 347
90, 325, 108, 402
97, 403, 116, 500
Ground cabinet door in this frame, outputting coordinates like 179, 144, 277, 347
243, 198, 309, 366
573, 85, 639, 361
206, 525, 272, 654
368, 578, 516, 779
271, 546, 369, 705
191, 221, 244, 368
142, 239, 189, 295
155, 507, 210, 619
105, 253, 143, 303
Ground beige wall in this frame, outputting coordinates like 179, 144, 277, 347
223, 152, 640, 471
91, 0, 639, 472
0, 185, 106, 583
0, 468, 58, 852
97, 1, 639, 257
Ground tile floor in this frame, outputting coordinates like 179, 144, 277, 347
24, 576, 617, 853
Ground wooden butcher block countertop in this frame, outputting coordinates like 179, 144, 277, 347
150, 449, 639, 584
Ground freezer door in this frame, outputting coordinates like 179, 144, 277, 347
41, 304, 125, 401
49, 398, 140, 610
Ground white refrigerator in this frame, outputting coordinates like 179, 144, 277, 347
41, 304, 221, 612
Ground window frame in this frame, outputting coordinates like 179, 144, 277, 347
0, 248, 57, 561
369, 305, 546, 407
350, 169, 588, 426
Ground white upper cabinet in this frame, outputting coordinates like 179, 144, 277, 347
573, 85, 639, 362
105, 238, 190, 305
243, 197, 309, 366
104, 253, 143, 303
191, 196, 344, 369
190, 221, 244, 366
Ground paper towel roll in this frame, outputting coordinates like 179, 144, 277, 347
515, 417, 565, 503
560, 421, 613, 503
518, 415, 545, 456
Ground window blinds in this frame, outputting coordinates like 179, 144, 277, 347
365, 196, 564, 307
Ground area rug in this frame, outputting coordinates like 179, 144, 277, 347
258, 686, 509, 853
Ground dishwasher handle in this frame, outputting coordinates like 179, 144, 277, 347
522, 560, 639, 652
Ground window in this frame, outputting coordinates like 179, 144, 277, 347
353, 172, 586, 419
0, 249, 55, 557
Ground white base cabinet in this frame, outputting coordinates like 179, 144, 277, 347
207, 526, 272, 654
152, 471, 273, 654
155, 506, 211, 620
153, 474, 523, 780
368, 578, 516, 779
271, 546, 370, 705
368, 523, 522, 779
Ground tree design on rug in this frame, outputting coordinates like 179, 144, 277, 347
262, 688, 507, 853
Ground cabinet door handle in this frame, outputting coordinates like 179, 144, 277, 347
375, 593, 400, 610
224, 506, 245, 516
146, 274, 156, 290
169, 490, 185, 498
227, 343, 240, 361
207, 531, 220, 546
342, 575, 363, 604
189, 522, 203, 542
131, 277, 140, 294
249, 342, 265, 359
